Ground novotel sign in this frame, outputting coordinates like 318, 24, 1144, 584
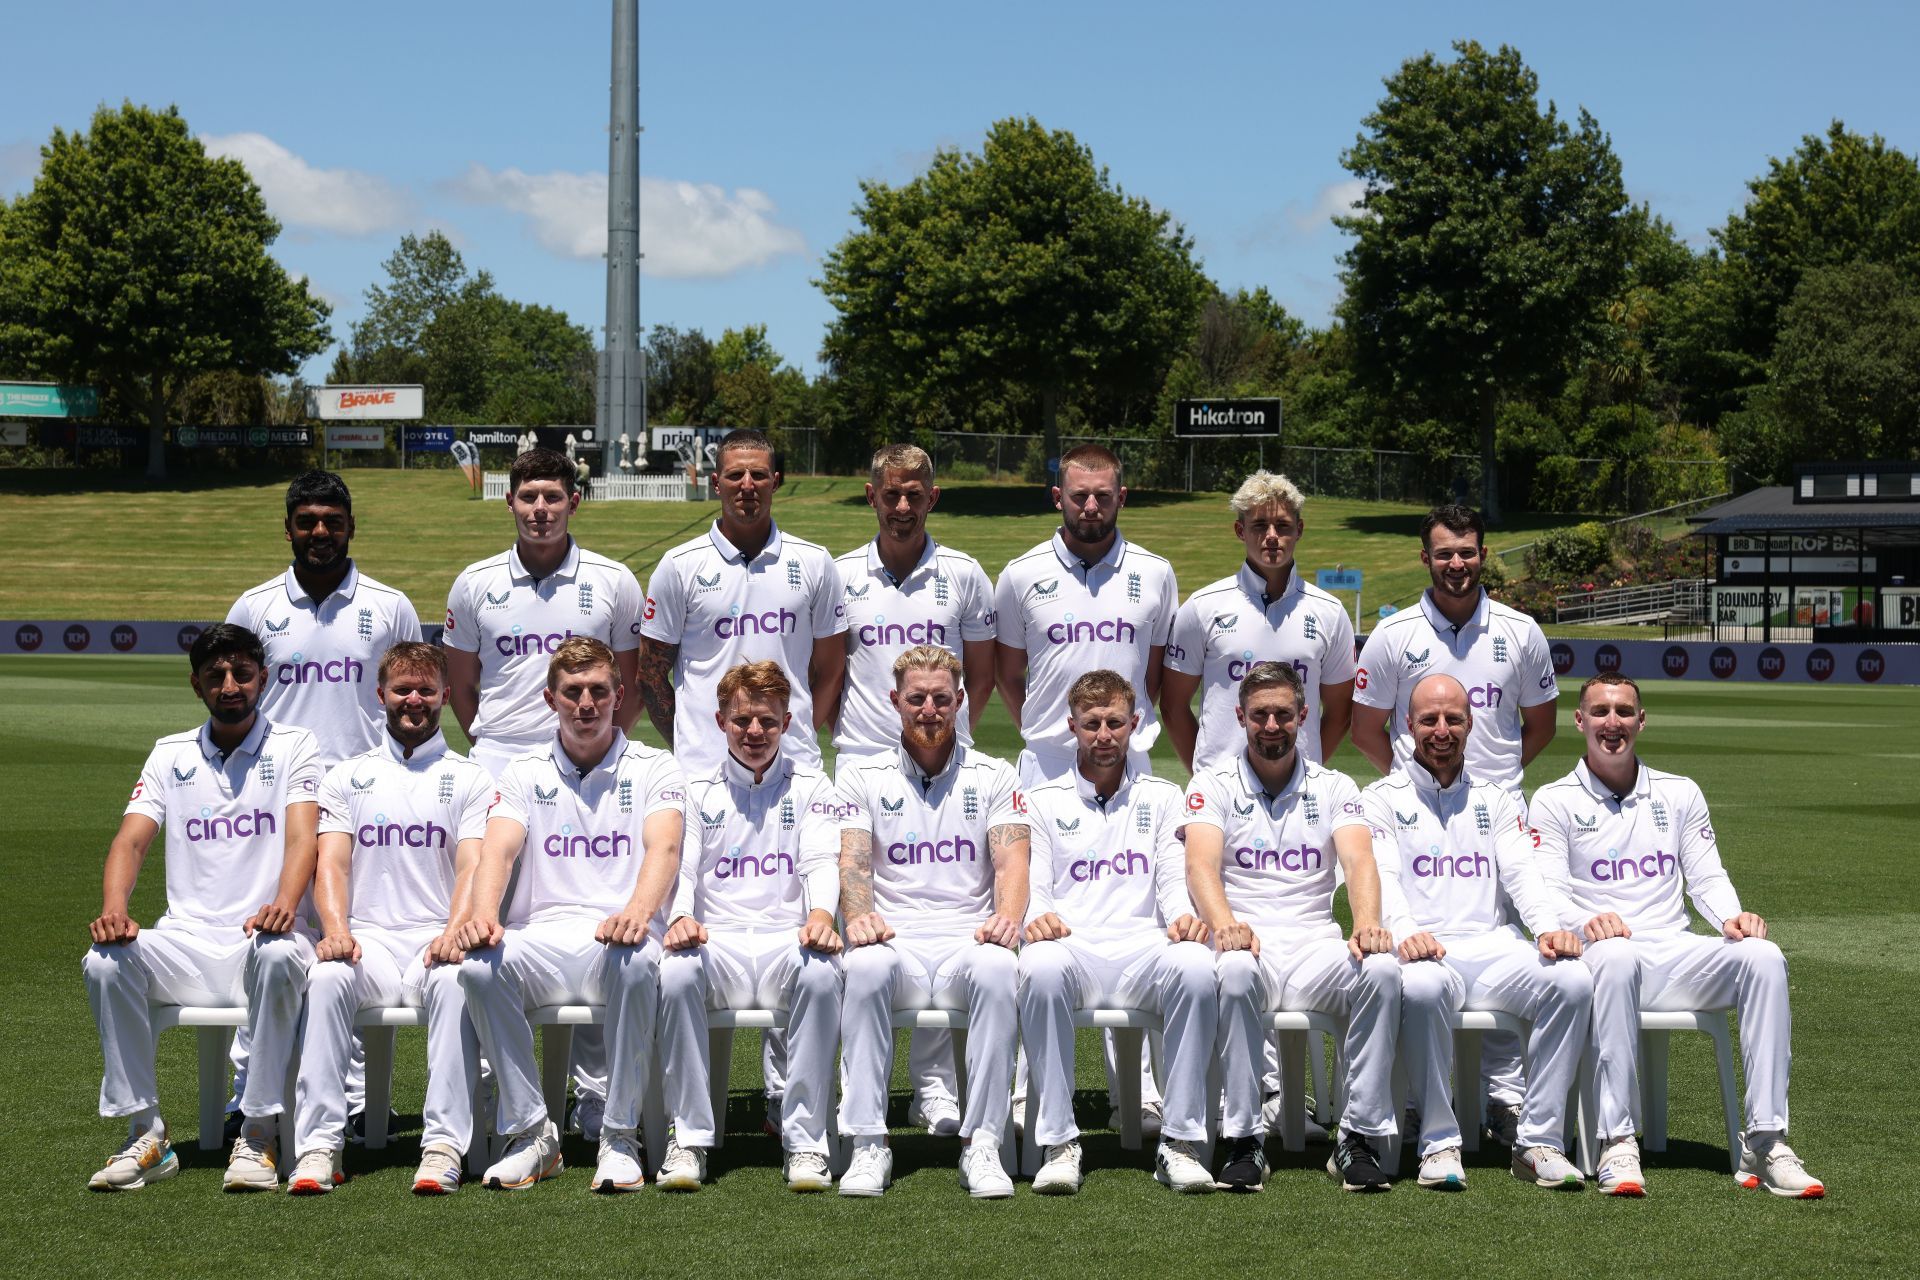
1174, 398, 1282, 438
307, 385, 425, 421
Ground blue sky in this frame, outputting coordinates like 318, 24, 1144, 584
3, 1, 1915, 381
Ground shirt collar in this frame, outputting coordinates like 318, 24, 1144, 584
282, 561, 360, 608
1236, 561, 1301, 608
1419, 588, 1489, 636
199, 714, 269, 764
899, 740, 966, 788
383, 729, 449, 767
1050, 529, 1127, 575
1072, 761, 1137, 808
1574, 757, 1651, 804
722, 750, 786, 792
509, 539, 581, 583
1405, 757, 1470, 797
708, 520, 785, 566
1237, 749, 1306, 803
549, 728, 627, 780
864, 534, 939, 586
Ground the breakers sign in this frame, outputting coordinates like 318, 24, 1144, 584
307, 385, 425, 420
1174, 398, 1283, 438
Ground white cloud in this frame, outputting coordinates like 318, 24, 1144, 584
200, 132, 412, 236
445, 163, 806, 278
1292, 178, 1367, 232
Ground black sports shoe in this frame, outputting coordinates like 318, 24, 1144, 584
1218, 1136, 1268, 1192
1326, 1130, 1391, 1192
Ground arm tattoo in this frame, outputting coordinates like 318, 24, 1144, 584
987, 824, 1026, 857
638, 639, 678, 745
839, 829, 875, 917
987, 823, 1029, 919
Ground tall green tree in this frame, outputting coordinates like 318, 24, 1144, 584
0, 102, 330, 477
818, 116, 1209, 480
1337, 41, 1629, 522
643, 324, 716, 424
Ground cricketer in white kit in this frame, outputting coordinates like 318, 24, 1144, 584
1364, 674, 1591, 1192
658, 660, 844, 1193
830, 443, 997, 1137
1530, 674, 1825, 1199
1162, 471, 1356, 772
288, 642, 493, 1197
1183, 661, 1400, 1193
994, 444, 1178, 787
226, 471, 424, 769
83, 624, 322, 1193
453, 638, 686, 1193
1016, 669, 1217, 1196
443, 449, 645, 781
640, 430, 846, 777
835, 644, 1029, 1199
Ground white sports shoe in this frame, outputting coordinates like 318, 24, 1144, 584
412, 1143, 462, 1195
222, 1122, 280, 1193
1033, 1140, 1083, 1195
567, 1093, 604, 1143
1738, 1134, 1825, 1199
838, 1141, 892, 1197
1595, 1136, 1646, 1197
1417, 1146, 1466, 1190
909, 1096, 962, 1137
1512, 1144, 1583, 1189
784, 1150, 833, 1193
959, 1141, 1014, 1199
88, 1126, 178, 1192
1105, 1100, 1164, 1138
1153, 1138, 1216, 1194
483, 1119, 563, 1191
655, 1137, 706, 1192
592, 1128, 645, 1193
1260, 1091, 1328, 1141
286, 1147, 343, 1195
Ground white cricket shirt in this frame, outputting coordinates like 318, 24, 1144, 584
443, 540, 643, 753
641, 521, 844, 775
487, 730, 686, 927
833, 537, 996, 759
1166, 564, 1357, 769
994, 531, 1178, 759
1528, 758, 1741, 938
316, 730, 493, 931
1361, 763, 1559, 944
835, 743, 1024, 932
126, 716, 322, 932
1354, 590, 1557, 791
674, 754, 841, 930
1180, 753, 1368, 940
226, 563, 422, 767
1023, 765, 1190, 934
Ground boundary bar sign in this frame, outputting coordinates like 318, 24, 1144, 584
1174, 398, 1282, 438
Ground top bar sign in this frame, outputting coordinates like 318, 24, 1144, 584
307, 385, 425, 421
1174, 398, 1282, 438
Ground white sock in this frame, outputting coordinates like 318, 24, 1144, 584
853, 1134, 884, 1151
128, 1108, 163, 1141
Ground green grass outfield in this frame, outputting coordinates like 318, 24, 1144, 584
4, 657, 1916, 1277
0, 469, 1609, 624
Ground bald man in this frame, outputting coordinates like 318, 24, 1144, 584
1361, 675, 1591, 1191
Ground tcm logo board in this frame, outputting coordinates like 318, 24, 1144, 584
176, 625, 202, 652
1661, 645, 1689, 678
14, 624, 42, 652
111, 625, 138, 652
1709, 647, 1737, 679
1593, 644, 1622, 675
1758, 647, 1786, 680
64, 624, 90, 652
1549, 642, 1575, 675
1806, 648, 1835, 682
1856, 649, 1886, 683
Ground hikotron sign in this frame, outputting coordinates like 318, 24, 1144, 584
1173, 398, 1282, 438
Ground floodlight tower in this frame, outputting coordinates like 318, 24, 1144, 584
597, 0, 644, 473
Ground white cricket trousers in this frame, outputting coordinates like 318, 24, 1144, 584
658, 933, 842, 1153
458, 920, 661, 1137
1217, 938, 1401, 1140
1398, 931, 1592, 1156
294, 925, 479, 1157
1019, 934, 1214, 1146
841, 933, 1018, 1142
84, 924, 313, 1118
1584, 933, 1790, 1140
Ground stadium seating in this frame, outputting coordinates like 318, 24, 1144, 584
1575, 1009, 1743, 1175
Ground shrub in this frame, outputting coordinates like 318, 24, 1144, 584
1525, 521, 1613, 582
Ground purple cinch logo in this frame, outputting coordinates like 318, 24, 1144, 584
543, 830, 633, 858
886, 835, 977, 864
1590, 848, 1676, 881
1045, 617, 1136, 645
716, 849, 795, 878
1228, 655, 1306, 682
496, 629, 578, 657
857, 618, 947, 647
1413, 848, 1489, 877
1467, 682, 1503, 709
186, 808, 276, 841
716, 608, 797, 639
1234, 844, 1322, 871
358, 819, 448, 848
1068, 849, 1150, 882
278, 655, 366, 685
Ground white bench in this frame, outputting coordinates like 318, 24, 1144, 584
1575, 1009, 1743, 1175
1380, 1008, 1530, 1173
1017, 1008, 1155, 1176
1198, 1009, 1343, 1165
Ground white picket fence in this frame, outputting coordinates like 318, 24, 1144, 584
481, 472, 693, 502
